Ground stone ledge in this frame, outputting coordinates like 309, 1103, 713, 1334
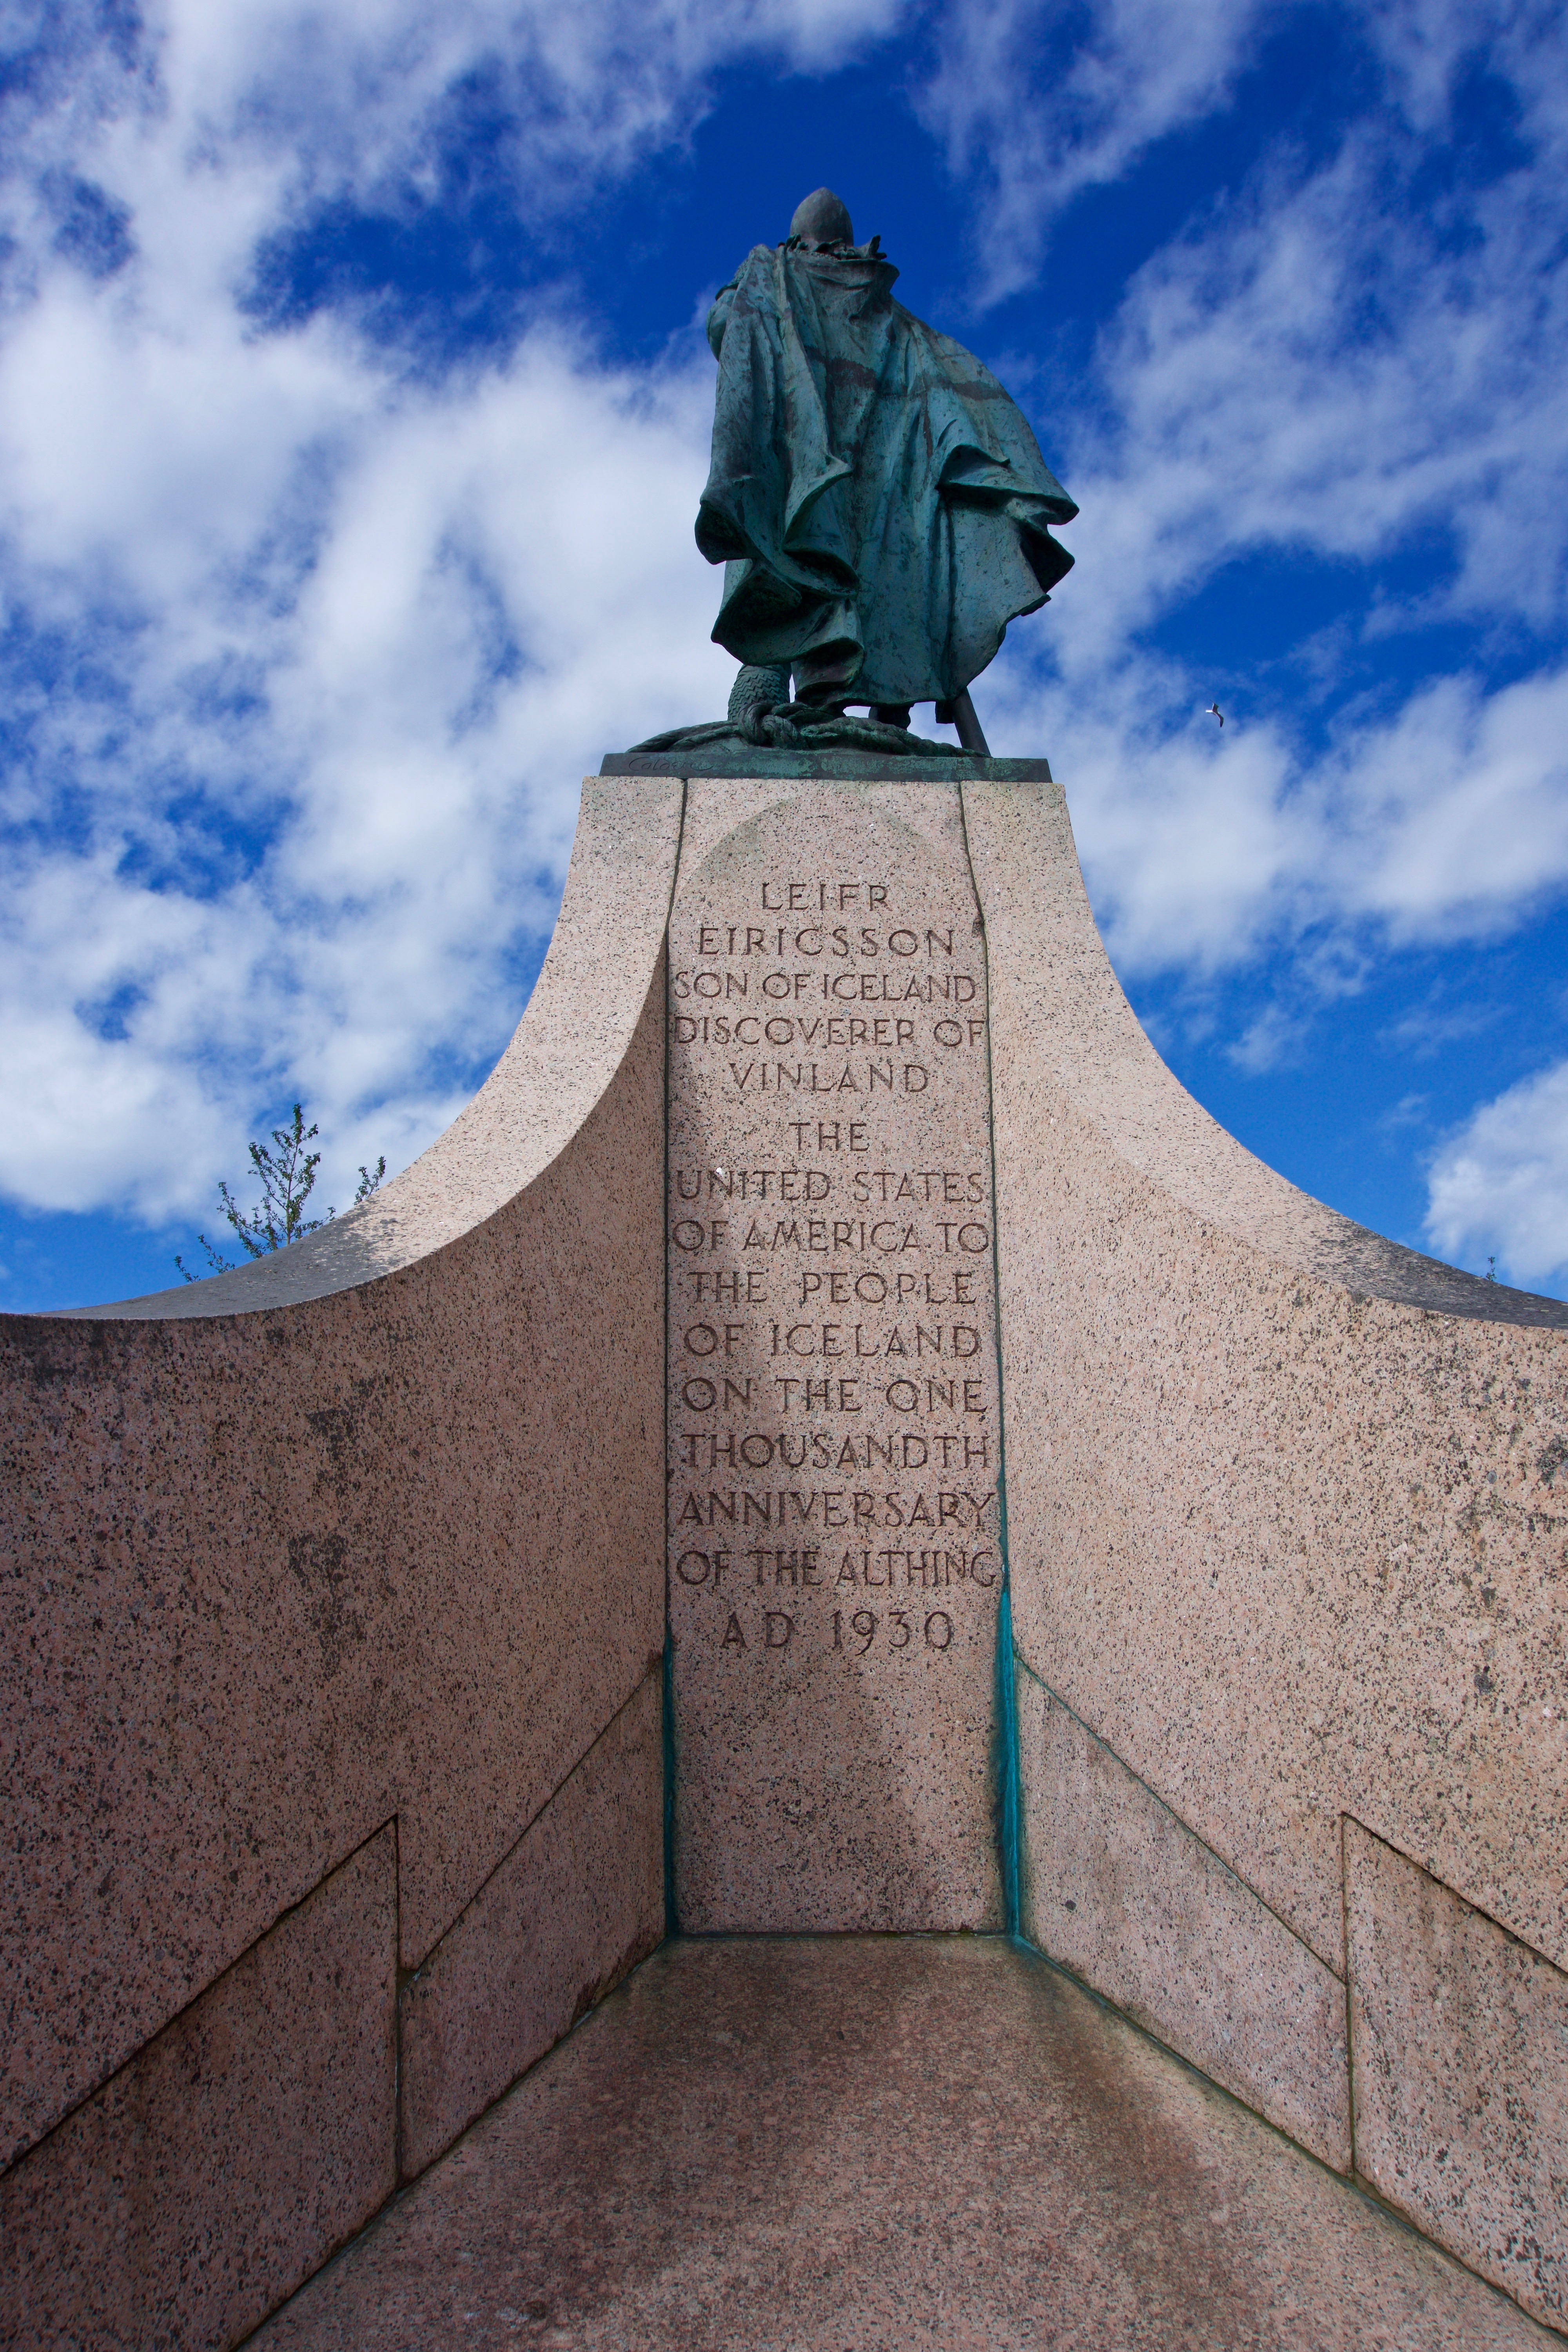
1015, 1667, 1352, 2170
0, 1826, 398, 2352
601, 749, 1053, 781
1346, 1818, 1568, 2336
399, 1669, 665, 2178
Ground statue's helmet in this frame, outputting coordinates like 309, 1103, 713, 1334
789, 187, 853, 247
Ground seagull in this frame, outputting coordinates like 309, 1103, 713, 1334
1206, 702, 1225, 727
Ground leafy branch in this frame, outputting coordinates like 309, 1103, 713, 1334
176, 1105, 385, 1281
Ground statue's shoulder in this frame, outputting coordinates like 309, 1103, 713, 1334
707, 247, 786, 357
716, 243, 777, 281
891, 300, 1003, 387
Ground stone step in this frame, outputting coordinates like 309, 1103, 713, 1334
256, 1936, 1549, 2350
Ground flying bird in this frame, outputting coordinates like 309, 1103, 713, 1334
1206, 702, 1224, 726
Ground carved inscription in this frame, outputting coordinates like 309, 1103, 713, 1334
668, 800, 1004, 1933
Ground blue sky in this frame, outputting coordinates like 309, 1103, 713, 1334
1, 0, 1565, 1310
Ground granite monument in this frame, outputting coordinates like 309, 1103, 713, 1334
3, 190, 1565, 2351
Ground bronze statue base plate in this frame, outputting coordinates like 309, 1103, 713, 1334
599, 749, 1053, 781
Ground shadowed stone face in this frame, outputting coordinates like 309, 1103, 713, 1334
666, 779, 1004, 1933
1345, 1820, 1568, 2333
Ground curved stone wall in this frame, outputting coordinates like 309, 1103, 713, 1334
965, 779, 1568, 2331
0, 777, 681, 2347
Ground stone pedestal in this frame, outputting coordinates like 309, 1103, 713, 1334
5, 763, 1568, 2348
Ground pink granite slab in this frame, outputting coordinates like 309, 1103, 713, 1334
1017, 1665, 1351, 2168
399, 1669, 665, 2178
963, 777, 1568, 1991
1346, 1817, 1568, 2334
0, 1824, 397, 2352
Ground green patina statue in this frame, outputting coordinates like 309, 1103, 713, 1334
633, 188, 1076, 760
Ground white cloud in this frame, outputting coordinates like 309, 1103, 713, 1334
916, 0, 1568, 319
4, 0, 908, 246
1224, 1001, 1311, 1076
1041, 129, 1568, 676
1425, 1059, 1568, 1290
981, 638, 1568, 992
1323, 668, 1568, 941
979, 656, 1312, 977
0, 315, 731, 1220
915, 0, 1264, 305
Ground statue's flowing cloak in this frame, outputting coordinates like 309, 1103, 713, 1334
697, 241, 1078, 707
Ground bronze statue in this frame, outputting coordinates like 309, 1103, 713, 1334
637, 188, 1076, 758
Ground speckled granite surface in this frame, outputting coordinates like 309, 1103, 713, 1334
666, 779, 1003, 1935
1, 1828, 397, 2352
255, 1936, 1552, 2351
1015, 1668, 1352, 2172
964, 779, 1568, 1987
1346, 1820, 1568, 2333
1, 776, 679, 2171
399, 1672, 666, 2179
